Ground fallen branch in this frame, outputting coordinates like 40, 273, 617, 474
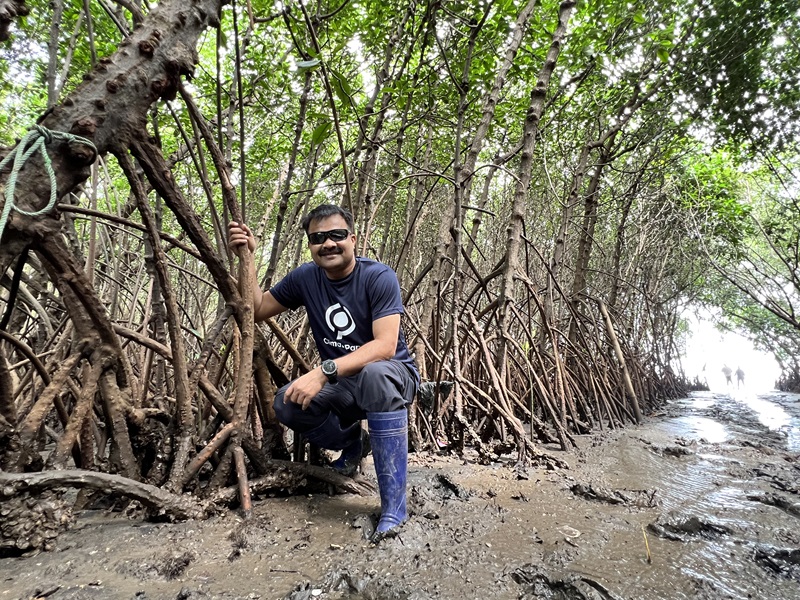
2, 459, 375, 521
0, 470, 211, 520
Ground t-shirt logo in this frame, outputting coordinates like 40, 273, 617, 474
325, 303, 356, 340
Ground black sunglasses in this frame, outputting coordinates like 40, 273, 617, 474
307, 228, 350, 245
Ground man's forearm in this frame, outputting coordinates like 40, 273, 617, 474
332, 339, 396, 377
249, 261, 264, 316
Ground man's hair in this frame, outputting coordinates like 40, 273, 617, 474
301, 204, 355, 233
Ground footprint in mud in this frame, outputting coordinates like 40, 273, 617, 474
226, 514, 275, 560
746, 492, 800, 518
285, 567, 414, 600
651, 443, 695, 457
569, 482, 658, 507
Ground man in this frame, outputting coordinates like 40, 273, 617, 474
228, 204, 419, 541
722, 364, 733, 386
735, 367, 745, 388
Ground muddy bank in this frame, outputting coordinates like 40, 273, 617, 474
1, 389, 799, 600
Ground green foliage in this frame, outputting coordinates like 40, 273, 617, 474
708, 278, 799, 366
672, 0, 800, 151
673, 151, 753, 253
690, 146, 800, 382
750, 154, 800, 265
3, 0, 798, 387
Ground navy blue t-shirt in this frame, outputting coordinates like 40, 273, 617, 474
270, 257, 419, 383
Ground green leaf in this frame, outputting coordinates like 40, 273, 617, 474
311, 122, 332, 146
657, 48, 669, 63
633, 13, 646, 24
330, 77, 350, 106
297, 59, 321, 71
329, 68, 353, 102
307, 111, 328, 121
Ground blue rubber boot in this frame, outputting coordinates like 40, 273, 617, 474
330, 427, 368, 476
303, 412, 360, 451
300, 413, 364, 475
366, 409, 408, 541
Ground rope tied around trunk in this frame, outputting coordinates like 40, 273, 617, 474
0, 125, 97, 242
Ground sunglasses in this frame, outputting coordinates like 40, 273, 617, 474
307, 228, 351, 245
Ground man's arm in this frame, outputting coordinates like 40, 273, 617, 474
334, 314, 400, 377
228, 221, 288, 321
254, 291, 288, 322
283, 314, 401, 409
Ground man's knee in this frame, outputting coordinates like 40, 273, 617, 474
273, 385, 312, 429
272, 385, 292, 426
273, 384, 332, 433
357, 361, 415, 412
359, 361, 391, 383
358, 361, 402, 395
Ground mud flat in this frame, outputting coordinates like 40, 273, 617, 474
2, 389, 798, 600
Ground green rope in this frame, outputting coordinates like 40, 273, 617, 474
0, 125, 97, 243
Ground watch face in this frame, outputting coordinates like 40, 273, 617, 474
322, 360, 336, 376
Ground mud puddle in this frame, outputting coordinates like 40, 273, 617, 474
1, 390, 799, 600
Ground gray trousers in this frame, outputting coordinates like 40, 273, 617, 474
272, 360, 417, 433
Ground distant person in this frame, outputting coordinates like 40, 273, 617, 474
735, 367, 745, 388
722, 364, 733, 385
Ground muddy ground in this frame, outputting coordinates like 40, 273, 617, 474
2, 388, 799, 600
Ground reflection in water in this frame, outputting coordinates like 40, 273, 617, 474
674, 391, 800, 452
735, 392, 799, 451
669, 416, 729, 444
788, 427, 800, 452
738, 394, 790, 425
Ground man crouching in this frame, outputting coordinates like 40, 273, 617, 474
228, 204, 419, 541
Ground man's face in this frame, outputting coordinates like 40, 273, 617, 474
307, 214, 357, 279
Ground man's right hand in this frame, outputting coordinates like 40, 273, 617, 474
228, 221, 256, 254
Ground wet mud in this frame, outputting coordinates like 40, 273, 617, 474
1, 389, 798, 599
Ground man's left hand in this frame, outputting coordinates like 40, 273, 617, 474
284, 369, 326, 410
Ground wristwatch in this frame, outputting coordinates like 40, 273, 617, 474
321, 359, 338, 384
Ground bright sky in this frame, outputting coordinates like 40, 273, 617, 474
682, 313, 782, 394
